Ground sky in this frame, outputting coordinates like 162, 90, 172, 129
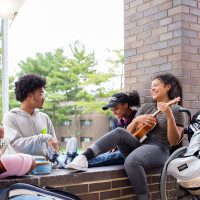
6, 0, 124, 80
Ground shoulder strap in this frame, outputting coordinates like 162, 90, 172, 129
0, 183, 17, 200
44, 186, 81, 200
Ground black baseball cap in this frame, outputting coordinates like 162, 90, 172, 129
102, 92, 129, 110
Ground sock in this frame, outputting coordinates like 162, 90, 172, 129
82, 148, 94, 161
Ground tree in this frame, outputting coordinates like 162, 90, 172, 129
0, 31, 1, 64
17, 41, 118, 138
8, 76, 20, 111
75, 49, 125, 121
0, 32, 3, 123
0, 69, 2, 123
47, 41, 117, 137
18, 48, 67, 125
106, 49, 124, 90
18, 48, 66, 77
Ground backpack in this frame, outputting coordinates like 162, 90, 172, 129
0, 183, 81, 200
167, 110, 200, 194
186, 110, 200, 155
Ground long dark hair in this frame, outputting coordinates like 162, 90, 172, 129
126, 90, 140, 108
154, 73, 182, 105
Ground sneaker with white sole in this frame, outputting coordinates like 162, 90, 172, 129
64, 137, 77, 166
66, 155, 88, 171
47, 146, 61, 168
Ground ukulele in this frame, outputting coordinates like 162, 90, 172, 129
132, 97, 181, 143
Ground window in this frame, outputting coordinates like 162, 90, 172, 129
80, 137, 92, 142
61, 137, 71, 142
80, 120, 92, 126
61, 120, 72, 126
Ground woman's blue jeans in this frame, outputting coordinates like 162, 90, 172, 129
88, 150, 124, 168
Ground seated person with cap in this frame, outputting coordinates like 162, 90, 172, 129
86, 91, 140, 168
50, 91, 140, 168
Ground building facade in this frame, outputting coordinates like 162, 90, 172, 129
55, 112, 112, 149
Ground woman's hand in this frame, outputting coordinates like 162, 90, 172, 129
127, 114, 157, 133
157, 102, 173, 118
135, 114, 157, 127
157, 102, 183, 146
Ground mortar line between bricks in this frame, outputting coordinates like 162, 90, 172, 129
77, 186, 133, 195
146, 173, 161, 177
89, 186, 133, 193
105, 194, 136, 200
49, 177, 129, 188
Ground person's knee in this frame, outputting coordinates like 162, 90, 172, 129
124, 154, 142, 170
114, 127, 127, 136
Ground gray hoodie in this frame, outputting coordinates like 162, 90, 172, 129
3, 108, 57, 156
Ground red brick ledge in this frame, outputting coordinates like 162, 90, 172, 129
0, 165, 163, 188
0, 165, 164, 200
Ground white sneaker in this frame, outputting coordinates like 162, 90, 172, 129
66, 155, 88, 171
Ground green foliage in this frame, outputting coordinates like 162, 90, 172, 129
106, 49, 124, 90
0, 33, 2, 123
10, 40, 124, 137
75, 100, 111, 115
9, 76, 20, 110
18, 48, 66, 77
0, 69, 2, 122
16, 41, 121, 137
0, 31, 1, 64
17, 48, 67, 125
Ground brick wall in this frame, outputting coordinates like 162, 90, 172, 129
0, 165, 177, 200
44, 166, 164, 200
124, 0, 200, 116
62, 171, 176, 200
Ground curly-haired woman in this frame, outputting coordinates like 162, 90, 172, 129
67, 73, 185, 200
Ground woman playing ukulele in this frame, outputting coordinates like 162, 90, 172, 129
67, 73, 185, 200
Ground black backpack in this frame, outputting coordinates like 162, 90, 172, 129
190, 110, 200, 133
